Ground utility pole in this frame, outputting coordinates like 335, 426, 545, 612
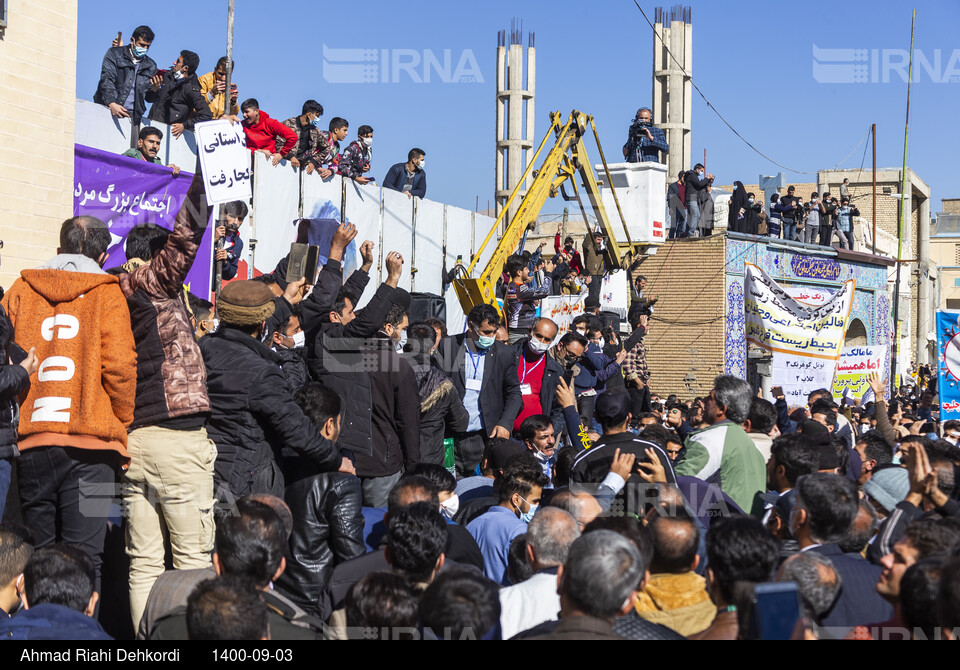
891, 9, 916, 397
214, 0, 235, 306
872, 123, 877, 255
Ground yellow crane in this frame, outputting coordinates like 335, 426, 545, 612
454, 109, 655, 317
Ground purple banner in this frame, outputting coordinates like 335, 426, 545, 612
73, 143, 213, 298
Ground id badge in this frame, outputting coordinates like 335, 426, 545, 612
520, 384, 533, 396
466, 378, 482, 391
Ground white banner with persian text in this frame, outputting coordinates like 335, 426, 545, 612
541, 295, 586, 344
195, 120, 252, 204
744, 263, 855, 404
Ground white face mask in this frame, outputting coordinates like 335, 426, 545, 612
575, 329, 586, 336
419, 159, 425, 169
292, 330, 306, 349
528, 338, 550, 355
173, 69, 185, 81
362, 136, 373, 147
440, 494, 460, 519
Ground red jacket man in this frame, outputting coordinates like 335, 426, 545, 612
240, 98, 297, 164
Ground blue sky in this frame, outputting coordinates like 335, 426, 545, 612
78, 0, 960, 215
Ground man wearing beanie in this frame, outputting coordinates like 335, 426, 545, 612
201, 280, 351, 501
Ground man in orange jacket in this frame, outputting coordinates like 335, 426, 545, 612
2, 217, 137, 595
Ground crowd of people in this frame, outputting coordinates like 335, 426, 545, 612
668, 173, 862, 250
3, 27, 958, 644
95, 26, 427, 198
2, 150, 959, 640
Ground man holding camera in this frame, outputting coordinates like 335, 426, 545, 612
622, 108, 669, 164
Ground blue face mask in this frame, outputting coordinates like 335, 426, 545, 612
519, 496, 538, 524
311, 117, 323, 129
133, 45, 148, 58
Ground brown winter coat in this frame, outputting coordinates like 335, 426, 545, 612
115, 172, 212, 429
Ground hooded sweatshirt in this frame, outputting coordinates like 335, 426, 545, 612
242, 110, 298, 155
1, 255, 137, 459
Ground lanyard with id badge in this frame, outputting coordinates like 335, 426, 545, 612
466, 349, 484, 392
519, 355, 544, 396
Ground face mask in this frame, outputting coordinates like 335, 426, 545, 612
519, 499, 538, 524
528, 338, 550, 355
575, 328, 586, 336
311, 117, 323, 129
440, 494, 460, 519
593, 338, 605, 349
564, 354, 580, 367
532, 446, 554, 465
173, 69, 185, 81
292, 331, 306, 349
362, 136, 373, 147
396, 330, 407, 353
419, 159, 425, 169
748, 198, 755, 204
132, 46, 148, 58
892, 452, 902, 465
473, 328, 495, 350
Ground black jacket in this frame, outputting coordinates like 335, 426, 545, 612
274, 346, 310, 395
410, 358, 470, 465
149, 590, 324, 640
509, 338, 565, 436
435, 334, 522, 435
308, 276, 406, 469
146, 72, 212, 130
93, 46, 158, 124
683, 171, 712, 204
353, 337, 422, 478
571, 431, 677, 485
201, 327, 342, 499
274, 472, 366, 622
0, 302, 30, 457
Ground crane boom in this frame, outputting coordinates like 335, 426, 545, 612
455, 110, 650, 318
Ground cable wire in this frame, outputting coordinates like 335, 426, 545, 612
637, 1, 872, 177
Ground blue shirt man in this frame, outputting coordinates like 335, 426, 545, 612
623, 107, 669, 164
466, 466, 547, 585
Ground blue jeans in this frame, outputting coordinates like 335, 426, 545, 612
0, 458, 11, 520
684, 200, 701, 237
669, 208, 685, 239
782, 221, 797, 241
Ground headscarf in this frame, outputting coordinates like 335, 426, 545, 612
728, 181, 747, 232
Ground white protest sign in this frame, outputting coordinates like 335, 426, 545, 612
832, 345, 886, 401
195, 119, 252, 204
744, 263, 855, 405
541, 294, 586, 344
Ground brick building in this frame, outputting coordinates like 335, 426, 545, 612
633, 232, 893, 399
0, 1, 78, 288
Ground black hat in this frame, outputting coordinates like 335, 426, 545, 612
595, 390, 632, 425
488, 439, 528, 471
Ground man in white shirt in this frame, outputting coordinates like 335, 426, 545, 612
499, 507, 580, 639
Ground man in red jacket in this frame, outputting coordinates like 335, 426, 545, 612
240, 97, 297, 167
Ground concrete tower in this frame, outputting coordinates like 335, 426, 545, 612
496, 20, 535, 226
652, 6, 692, 180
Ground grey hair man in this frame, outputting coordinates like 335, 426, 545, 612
674, 375, 766, 516
525, 530, 644, 640
777, 552, 843, 630
499, 507, 581, 638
